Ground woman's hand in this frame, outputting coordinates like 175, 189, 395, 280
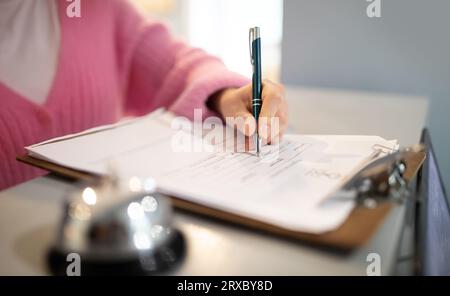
209, 80, 288, 150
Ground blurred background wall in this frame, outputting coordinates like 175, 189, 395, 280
281, 0, 450, 194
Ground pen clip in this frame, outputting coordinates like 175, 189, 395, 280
249, 28, 254, 65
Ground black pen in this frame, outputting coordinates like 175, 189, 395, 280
249, 27, 262, 156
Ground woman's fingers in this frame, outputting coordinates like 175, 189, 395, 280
232, 110, 256, 137
257, 81, 287, 144
214, 80, 288, 148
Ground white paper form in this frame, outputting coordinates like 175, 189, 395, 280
26, 110, 398, 233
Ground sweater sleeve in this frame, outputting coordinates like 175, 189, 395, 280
113, 0, 249, 120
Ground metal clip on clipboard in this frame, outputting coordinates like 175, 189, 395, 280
330, 144, 425, 209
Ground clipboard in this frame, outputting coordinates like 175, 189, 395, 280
17, 145, 425, 250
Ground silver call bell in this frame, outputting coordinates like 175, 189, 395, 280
47, 176, 186, 275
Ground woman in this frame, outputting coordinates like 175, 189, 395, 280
0, 0, 288, 190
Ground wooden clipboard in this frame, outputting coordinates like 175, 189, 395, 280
17, 149, 425, 251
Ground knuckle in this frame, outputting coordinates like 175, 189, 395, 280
272, 93, 283, 103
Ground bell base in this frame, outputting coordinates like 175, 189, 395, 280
47, 229, 186, 276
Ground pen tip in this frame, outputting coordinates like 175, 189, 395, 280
257, 137, 262, 157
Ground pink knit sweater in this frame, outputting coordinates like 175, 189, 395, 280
0, 0, 248, 190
